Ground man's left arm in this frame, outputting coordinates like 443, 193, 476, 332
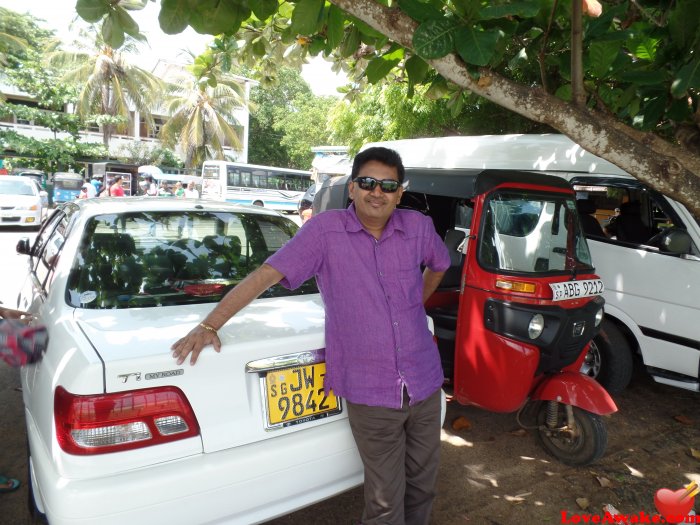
422, 268, 446, 304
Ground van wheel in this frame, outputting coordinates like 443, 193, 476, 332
252, 200, 264, 207
580, 321, 633, 395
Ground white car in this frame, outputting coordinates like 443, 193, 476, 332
16, 197, 363, 525
0, 175, 48, 229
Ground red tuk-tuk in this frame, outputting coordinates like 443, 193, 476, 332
315, 160, 616, 466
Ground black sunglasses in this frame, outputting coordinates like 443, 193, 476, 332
354, 176, 401, 193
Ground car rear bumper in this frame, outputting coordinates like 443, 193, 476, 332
31, 418, 363, 525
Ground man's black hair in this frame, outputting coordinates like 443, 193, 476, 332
351, 147, 405, 184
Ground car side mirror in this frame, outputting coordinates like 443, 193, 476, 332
16, 237, 32, 256
40, 190, 48, 198
656, 228, 692, 254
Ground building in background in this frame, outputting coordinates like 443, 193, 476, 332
310, 146, 350, 184
0, 60, 256, 165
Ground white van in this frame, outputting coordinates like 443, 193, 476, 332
360, 135, 700, 394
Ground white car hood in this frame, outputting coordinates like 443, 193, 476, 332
0, 194, 39, 206
75, 294, 329, 452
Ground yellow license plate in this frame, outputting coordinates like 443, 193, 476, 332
265, 363, 340, 427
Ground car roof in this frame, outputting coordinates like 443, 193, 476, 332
65, 196, 286, 218
361, 134, 632, 177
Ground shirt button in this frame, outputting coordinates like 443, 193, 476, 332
393, 321, 399, 326
379, 272, 384, 276
396, 347, 400, 352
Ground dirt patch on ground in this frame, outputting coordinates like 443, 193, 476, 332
268, 366, 699, 524
1, 364, 698, 524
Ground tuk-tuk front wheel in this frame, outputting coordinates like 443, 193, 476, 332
536, 402, 607, 466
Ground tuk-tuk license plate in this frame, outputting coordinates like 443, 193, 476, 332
265, 363, 340, 427
550, 279, 604, 301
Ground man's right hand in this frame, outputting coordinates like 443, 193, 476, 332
171, 325, 221, 366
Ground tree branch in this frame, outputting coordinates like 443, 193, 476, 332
571, 0, 585, 107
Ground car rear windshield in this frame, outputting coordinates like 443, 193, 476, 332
66, 211, 316, 309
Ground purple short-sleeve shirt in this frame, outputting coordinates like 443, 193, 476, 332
265, 204, 450, 409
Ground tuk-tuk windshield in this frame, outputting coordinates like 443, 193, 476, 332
478, 190, 594, 274
54, 177, 83, 190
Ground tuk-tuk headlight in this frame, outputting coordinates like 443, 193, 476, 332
528, 314, 545, 339
594, 307, 604, 327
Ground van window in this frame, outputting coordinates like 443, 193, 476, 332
573, 183, 698, 255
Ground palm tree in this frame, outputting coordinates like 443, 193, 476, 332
45, 26, 163, 148
159, 52, 246, 169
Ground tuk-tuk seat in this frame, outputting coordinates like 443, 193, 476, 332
440, 229, 466, 289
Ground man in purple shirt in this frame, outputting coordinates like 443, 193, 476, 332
172, 147, 450, 525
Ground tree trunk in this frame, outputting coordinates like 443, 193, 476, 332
331, 0, 700, 218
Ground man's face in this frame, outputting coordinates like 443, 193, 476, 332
349, 160, 403, 226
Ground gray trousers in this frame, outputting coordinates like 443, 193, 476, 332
347, 388, 442, 525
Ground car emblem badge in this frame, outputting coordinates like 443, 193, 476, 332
297, 352, 314, 365
572, 321, 586, 337
117, 372, 142, 383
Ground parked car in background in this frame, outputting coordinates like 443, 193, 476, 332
13, 168, 48, 190
15, 197, 363, 525
0, 175, 48, 229
297, 184, 319, 220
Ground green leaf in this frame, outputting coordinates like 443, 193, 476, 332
588, 41, 619, 78
619, 70, 667, 86
555, 84, 573, 102
76, 0, 110, 23
635, 96, 666, 130
159, 0, 190, 35
114, 6, 141, 38
451, 0, 481, 19
479, 1, 541, 20
251, 0, 278, 21
398, 0, 444, 22
189, 1, 248, 36
290, 0, 324, 36
326, 5, 345, 48
102, 13, 125, 48
447, 91, 464, 118
351, 17, 385, 40
413, 19, 456, 60
405, 55, 429, 85
252, 38, 267, 57
454, 28, 499, 66
668, 0, 700, 52
366, 55, 401, 84
671, 59, 700, 98
118, 0, 148, 11
633, 38, 659, 61
339, 26, 361, 58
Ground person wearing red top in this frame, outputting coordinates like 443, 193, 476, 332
109, 175, 125, 197
172, 147, 450, 525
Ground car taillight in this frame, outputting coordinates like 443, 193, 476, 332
54, 386, 200, 455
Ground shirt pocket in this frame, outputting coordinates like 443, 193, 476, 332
397, 267, 423, 307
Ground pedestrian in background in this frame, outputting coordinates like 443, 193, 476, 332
184, 181, 199, 199
171, 147, 450, 525
109, 175, 125, 197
